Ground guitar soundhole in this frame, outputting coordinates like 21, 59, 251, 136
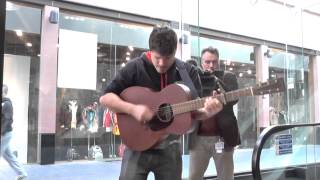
157, 103, 173, 122
148, 103, 173, 131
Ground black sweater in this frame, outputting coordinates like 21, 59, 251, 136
1, 97, 13, 135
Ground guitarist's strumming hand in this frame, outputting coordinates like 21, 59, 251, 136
99, 92, 154, 124
130, 104, 154, 124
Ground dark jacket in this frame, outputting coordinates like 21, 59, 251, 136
1, 97, 13, 135
200, 70, 241, 147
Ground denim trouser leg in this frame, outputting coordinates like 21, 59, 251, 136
1, 132, 28, 176
119, 143, 182, 180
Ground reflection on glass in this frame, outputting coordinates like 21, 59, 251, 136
268, 48, 310, 146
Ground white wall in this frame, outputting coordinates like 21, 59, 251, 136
63, 0, 320, 51
2, 54, 30, 164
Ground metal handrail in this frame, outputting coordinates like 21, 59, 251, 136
251, 123, 320, 180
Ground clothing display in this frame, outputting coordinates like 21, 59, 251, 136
69, 100, 78, 129
58, 101, 122, 161
82, 103, 99, 133
103, 109, 112, 132
112, 113, 120, 136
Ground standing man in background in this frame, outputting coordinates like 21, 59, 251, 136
189, 47, 240, 180
1, 84, 28, 180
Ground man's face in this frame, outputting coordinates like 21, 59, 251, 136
150, 50, 176, 74
201, 51, 219, 72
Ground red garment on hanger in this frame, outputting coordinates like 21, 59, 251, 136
104, 110, 112, 132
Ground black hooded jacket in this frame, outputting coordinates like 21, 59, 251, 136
1, 97, 13, 135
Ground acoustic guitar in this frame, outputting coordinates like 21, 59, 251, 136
118, 78, 285, 151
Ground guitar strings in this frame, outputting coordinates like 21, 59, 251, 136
153, 90, 238, 114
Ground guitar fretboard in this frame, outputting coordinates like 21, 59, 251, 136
172, 87, 254, 115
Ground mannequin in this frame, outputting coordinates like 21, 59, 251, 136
69, 100, 78, 129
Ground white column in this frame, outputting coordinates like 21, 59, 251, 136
255, 45, 270, 134
309, 55, 320, 123
38, 6, 59, 134
37, 6, 59, 164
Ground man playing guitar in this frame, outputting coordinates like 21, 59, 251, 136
99, 26, 223, 180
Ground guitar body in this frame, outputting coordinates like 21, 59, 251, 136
118, 83, 193, 151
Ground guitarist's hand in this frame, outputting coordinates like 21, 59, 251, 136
199, 90, 223, 120
131, 104, 154, 124
193, 91, 223, 121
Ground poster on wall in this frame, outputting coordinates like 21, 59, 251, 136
58, 29, 97, 90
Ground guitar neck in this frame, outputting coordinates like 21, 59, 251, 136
172, 87, 254, 115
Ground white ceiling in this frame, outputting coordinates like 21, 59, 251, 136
277, 0, 320, 15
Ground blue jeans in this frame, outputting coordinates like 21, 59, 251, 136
119, 143, 182, 180
1, 131, 28, 177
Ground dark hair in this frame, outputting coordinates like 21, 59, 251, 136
149, 26, 177, 56
201, 46, 219, 59
186, 59, 198, 67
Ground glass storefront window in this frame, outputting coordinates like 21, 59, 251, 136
268, 48, 310, 146
56, 12, 152, 161
2, 1, 41, 165
1, 1, 318, 179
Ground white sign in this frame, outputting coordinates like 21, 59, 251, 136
275, 134, 293, 155
58, 29, 97, 90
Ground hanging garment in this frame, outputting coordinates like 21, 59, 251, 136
69, 100, 78, 129
87, 109, 96, 132
104, 109, 112, 132
92, 106, 99, 133
112, 113, 120, 136
117, 143, 126, 157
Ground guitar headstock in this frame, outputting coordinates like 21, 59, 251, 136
252, 78, 285, 95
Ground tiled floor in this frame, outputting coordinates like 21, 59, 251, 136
1, 146, 319, 180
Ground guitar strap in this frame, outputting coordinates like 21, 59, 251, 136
175, 59, 199, 99
175, 60, 200, 135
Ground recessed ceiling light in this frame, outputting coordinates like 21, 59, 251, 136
6, 2, 18, 11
